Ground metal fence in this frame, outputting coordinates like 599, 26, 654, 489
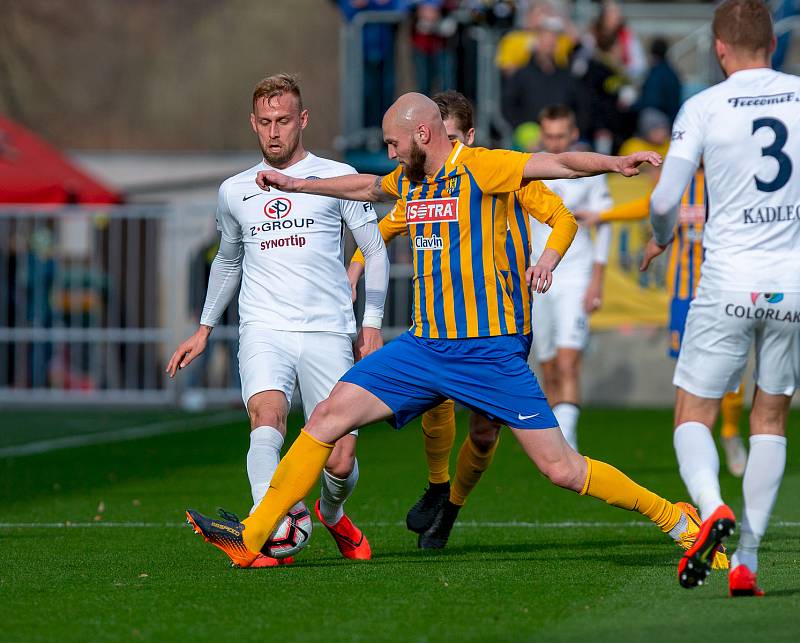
0, 206, 173, 405
0, 204, 417, 408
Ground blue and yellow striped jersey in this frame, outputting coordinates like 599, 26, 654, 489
666, 170, 706, 301
380, 143, 532, 339
357, 177, 570, 337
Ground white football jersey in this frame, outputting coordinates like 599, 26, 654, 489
215, 153, 377, 333
668, 68, 800, 292
530, 175, 612, 280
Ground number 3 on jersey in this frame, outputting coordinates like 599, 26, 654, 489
752, 117, 793, 193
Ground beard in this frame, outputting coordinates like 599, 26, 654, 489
404, 139, 428, 183
261, 133, 300, 168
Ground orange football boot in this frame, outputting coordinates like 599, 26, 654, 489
186, 509, 259, 568
675, 502, 728, 570
314, 499, 371, 560
250, 554, 295, 568
678, 504, 736, 589
729, 564, 765, 597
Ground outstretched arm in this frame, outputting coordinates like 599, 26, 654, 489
256, 171, 395, 203
523, 150, 662, 180
640, 156, 698, 271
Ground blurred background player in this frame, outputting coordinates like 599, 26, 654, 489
529, 105, 612, 451
578, 166, 749, 478
347, 90, 577, 548
168, 73, 389, 565
641, 0, 800, 594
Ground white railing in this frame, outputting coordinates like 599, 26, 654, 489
0, 204, 418, 407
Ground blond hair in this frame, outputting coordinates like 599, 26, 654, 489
252, 73, 303, 111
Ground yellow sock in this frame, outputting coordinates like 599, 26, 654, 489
720, 385, 744, 439
422, 400, 456, 484
450, 434, 499, 506
580, 457, 682, 533
241, 429, 333, 552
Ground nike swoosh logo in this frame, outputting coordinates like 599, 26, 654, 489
518, 413, 540, 420
242, 193, 262, 201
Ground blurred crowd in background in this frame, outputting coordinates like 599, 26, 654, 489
335, 0, 796, 157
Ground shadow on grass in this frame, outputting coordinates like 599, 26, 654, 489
280, 539, 680, 571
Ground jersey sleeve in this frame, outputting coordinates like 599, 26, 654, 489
467, 147, 532, 194
338, 166, 379, 231
667, 95, 705, 166
341, 199, 378, 231
516, 180, 565, 224
379, 166, 403, 199
215, 182, 242, 243
351, 201, 408, 265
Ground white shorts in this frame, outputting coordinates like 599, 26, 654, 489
238, 326, 356, 424
531, 277, 590, 362
674, 286, 800, 398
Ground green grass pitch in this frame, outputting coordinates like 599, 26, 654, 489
1, 408, 798, 642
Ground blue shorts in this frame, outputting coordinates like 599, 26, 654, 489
340, 332, 556, 430
668, 297, 691, 359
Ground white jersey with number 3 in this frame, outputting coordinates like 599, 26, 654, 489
215, 153, 377, 333
668, 68, 800, 292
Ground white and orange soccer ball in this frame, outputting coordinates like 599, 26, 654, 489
263, 502, 313, 559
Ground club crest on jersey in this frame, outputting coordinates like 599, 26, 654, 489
406, 197, 458, 223
445, 176, 459, 194
265, 197, 292, 219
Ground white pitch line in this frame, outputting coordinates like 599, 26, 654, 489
0, 410, 244, 458
1, 520, 799, 529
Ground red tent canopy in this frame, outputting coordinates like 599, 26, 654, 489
0, 115, 122, 204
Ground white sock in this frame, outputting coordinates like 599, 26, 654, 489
668, 512, 688, 541
731, 434, 787, 573
553, 403, 580, 451
247, 426, 284, 515
673, 421, 724, 520
319, 458, 359, 526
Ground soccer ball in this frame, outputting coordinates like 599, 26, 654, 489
262, 501, 312, 559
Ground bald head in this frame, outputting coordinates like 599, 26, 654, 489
384, 93, 447, 136
382, 92, 454, 182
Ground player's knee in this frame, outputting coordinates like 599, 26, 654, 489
469, 415, 500, 451
248, 404, 287, 431
305, 398, 348, 440
540, 457, 583, 491
750, 403, 786, 433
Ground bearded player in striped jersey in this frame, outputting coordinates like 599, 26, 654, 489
348, 91, 577, 549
